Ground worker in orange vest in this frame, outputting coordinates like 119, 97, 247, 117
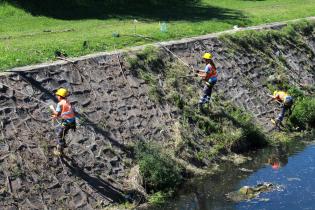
195, 52, 218, 109
269, 90, 294, 127
49, 88, 77, 156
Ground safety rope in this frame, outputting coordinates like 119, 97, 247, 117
231, 66, 281, 106
0, 81, 50, 106
126, 34, 195, 72
113, 45, 135, 95
133, 34, 283, 103
271, 49, 312, 94
4, 68, 82, 126
112, 43, 171, 130
0, 81, 65, 130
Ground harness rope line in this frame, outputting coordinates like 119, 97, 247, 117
244, 40, 306, 94
55, 56, 130, 133
137, 34, 282, 103
113, 45, 135, 96
107, 50, 135, 139
157, 35, 281, 124
114, 45, 171, 135
271, 50, 312, 95
4, 51, 273, 132
52, 57, 115, 132
198, 38, 276, 112
126, 34, 195, 72
233, 66, 282, 106
128, 34, 222, 133
128, 34, 219, 110
231, 66, 288, 132
0, 82, 50, 106
0, 81, 70, 131
59, 54, 138, 138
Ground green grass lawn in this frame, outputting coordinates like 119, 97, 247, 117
1, 0, 315, 70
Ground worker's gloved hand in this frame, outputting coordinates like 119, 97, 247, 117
49, 105, 55, 111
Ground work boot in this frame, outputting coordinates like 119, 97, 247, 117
271, 118, 280, 125
275, 118, 283, 127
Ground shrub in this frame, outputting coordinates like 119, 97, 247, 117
288, 20, 315, 36
167, 91, 184, 109
289, 97, 315, 129
135, 142, 183, 192
126, 46, 165, 103
287, 86, 304, 99
225, 105, 267, 151
148, 191, 170, 206
126, 46, 163, 73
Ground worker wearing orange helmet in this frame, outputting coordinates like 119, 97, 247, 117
49, 88, 77, 156
195, 52, 218, 108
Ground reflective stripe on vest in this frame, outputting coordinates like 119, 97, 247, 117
205, 64, 217, 81
59, 99, 75, 119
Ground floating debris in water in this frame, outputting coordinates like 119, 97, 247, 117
221, 154, 252, 165
239, 168, 254, 173
258, 198, 270, 202
287, 177, 302, 182
226, 182, 277, 202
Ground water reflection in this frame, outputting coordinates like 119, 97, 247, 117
155, 141, 315, 210
267, 146, 288, 170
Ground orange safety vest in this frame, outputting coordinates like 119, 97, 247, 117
204, 63, 217, 81
59, 99, 75, 120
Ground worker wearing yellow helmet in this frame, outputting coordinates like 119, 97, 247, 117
49, 88, 77, 156
195, 52, 218, 109
269, 90, 293, 127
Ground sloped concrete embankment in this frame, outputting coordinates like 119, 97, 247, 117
1, 22, 315, 209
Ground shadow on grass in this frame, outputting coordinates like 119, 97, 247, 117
4, 0, 250, 25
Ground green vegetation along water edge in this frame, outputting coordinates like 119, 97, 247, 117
108, 21, 315, 208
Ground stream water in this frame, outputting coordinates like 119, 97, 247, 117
156, 140, 315, 210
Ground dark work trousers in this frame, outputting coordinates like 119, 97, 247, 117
56, 122, 76, 147
277, 104, 292, 122
199, 81, 216, 104
277, 96, 293, 122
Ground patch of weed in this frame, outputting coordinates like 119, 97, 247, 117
126, 46, 165, 103
289, 97, 315, 130
148, 191, 173, 206
135, 142, 183, 192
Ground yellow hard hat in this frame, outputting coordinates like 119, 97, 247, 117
203, 53, 212, 60
56, 88, 68, 97
273, 91, 278, 96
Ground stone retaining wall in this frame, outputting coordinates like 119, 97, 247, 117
0, 20, 314, 209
